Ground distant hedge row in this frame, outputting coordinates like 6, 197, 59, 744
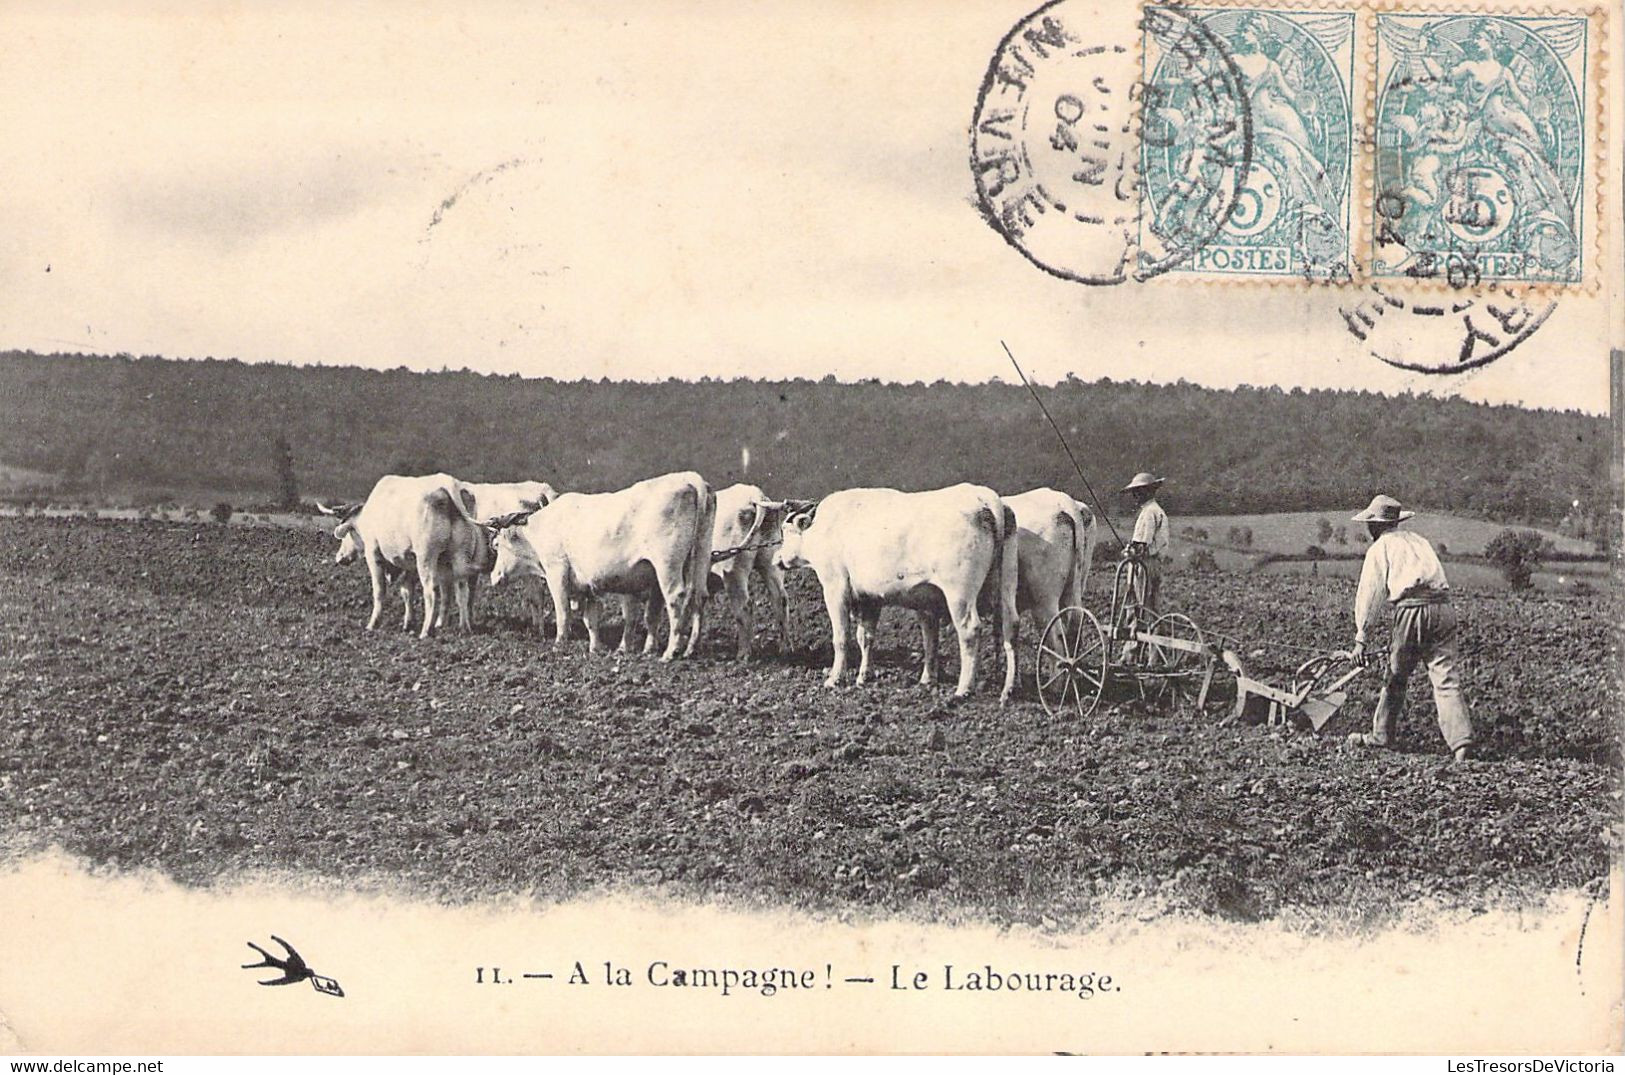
0, 350, 1610, 527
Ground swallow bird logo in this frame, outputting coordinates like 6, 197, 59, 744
241, 935, 345, 997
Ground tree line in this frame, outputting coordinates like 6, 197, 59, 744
0, 350, 1611, 529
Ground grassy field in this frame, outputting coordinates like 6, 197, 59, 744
1256, 558, 1613, 592
1170, 510, 1594, 557
1104, 510, 1613, 593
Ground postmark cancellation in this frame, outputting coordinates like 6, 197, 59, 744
972, 0, 1607, 290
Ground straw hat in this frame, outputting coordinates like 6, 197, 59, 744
1122, 472, 1166, 493
1351, 494, 1415, 524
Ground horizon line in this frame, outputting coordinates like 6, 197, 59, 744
2, 345, 1609, 419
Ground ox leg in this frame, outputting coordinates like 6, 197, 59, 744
642, 592, 662, 656
528, 579, 549, 636
683, 588, 705, 660
616, 595, 640, 655
625, 594, 649, 655
820, 579, 852, 689
945, 590, 982, 699
761, 563, 789, 652
729, 571, 754, 661
853, 603, 880, 686
655, 566, 690, 664
915, 609, 940, 686
454, 575, 474, 633
582, 595, 607, 655
431, 571, 450, 631
548, 571, 573, 649
398, 575, 414, 632
364, 552, 389, 632
418, 563, 440, 640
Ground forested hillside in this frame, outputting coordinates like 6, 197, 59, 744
0, 350, 1610, 526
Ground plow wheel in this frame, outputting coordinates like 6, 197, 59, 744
1036, 606, 1109, 719
1144, 612, 1206, 707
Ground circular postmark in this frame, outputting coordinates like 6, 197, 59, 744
1349, 126, 1559, 374
969, 1, 1254, 284
1334, 281, 1556, 374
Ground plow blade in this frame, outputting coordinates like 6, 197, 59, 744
1231, 653, 1367, 731
1294, 691, 1346, 730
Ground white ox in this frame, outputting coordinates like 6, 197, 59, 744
462, 480, 559, 630
322, 473, 492, 638
773, 483, 1019, 702
687, 483, 792, 660
487, 471, 716, 662
1003, 488, 1097, 633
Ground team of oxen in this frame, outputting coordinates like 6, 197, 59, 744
317, 471, 1097, 702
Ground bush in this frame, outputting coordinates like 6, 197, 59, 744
1306, 544, 1326, 560
1485, 529, 1544, 590
1316, 517, 1334, 544
1189, 548, 1220, 573
209, 501, 233, 524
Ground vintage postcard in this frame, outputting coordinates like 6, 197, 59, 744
0, 0, 1620, 1057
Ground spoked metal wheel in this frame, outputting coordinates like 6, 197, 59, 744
1036, 606, 1109, 719
1144, 612, 1206, 707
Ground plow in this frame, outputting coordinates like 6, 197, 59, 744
1001, 338, 1373, 730
1033, 550, 1374, 727
1229, 650, 1373, 729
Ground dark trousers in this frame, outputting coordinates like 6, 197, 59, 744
1368, 598, 1474, 751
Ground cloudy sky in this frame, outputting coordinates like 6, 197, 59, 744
0, 0, 1614, 412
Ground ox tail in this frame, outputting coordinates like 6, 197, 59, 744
682, 476, 717, 654
1072, 499, 1098, 606
446, 482, 484, 527
425, 487, 492, 582
973, 502, 1018, 703
996, 502, 1019, 703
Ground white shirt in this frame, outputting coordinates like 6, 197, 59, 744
1132, 499, 1170, 558
1354, 529, 1450, 642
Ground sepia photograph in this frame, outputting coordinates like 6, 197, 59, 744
0, 0, 1619, 1057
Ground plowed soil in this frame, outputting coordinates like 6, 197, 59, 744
1, 517, 1617, 927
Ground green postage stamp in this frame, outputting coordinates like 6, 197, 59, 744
1142, 7, 1359, 281
1135, 4, 1599, 286
1372, 14, 1592, 286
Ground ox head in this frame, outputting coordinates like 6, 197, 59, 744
772, 501, 819, 571
741, 497, 788, 544
317, 502, 365, 565
483, 504, 546, 588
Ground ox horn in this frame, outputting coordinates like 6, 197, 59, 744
483, 509, 535, 531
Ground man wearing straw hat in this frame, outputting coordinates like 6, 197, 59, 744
1122, 471, 1171, 613
1346, 494, 1474, 762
